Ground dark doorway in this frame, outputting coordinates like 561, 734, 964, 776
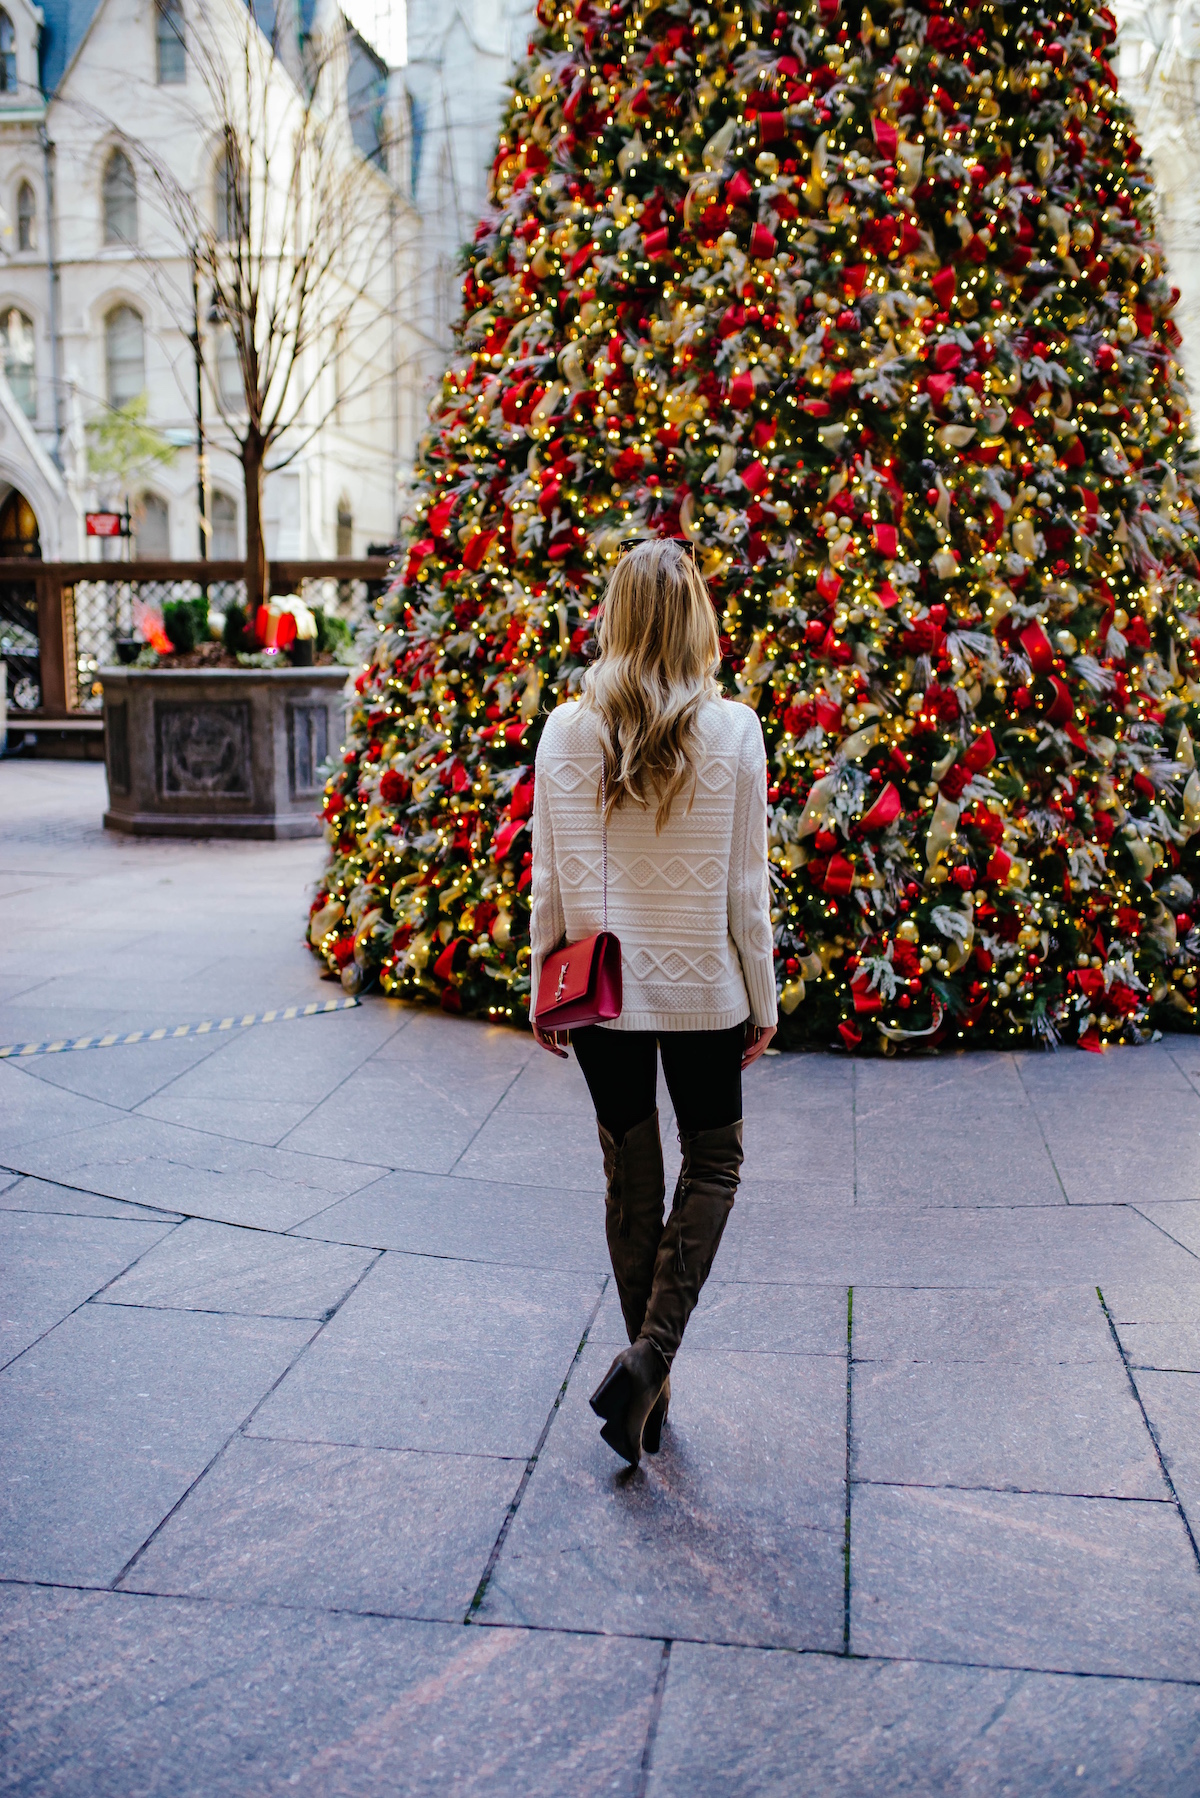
0, 487, 43, 714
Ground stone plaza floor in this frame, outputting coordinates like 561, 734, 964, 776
1, 757, 1199, 1794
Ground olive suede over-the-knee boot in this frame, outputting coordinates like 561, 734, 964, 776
590, 1119, 743, 1466
597, 1111, 671, 1453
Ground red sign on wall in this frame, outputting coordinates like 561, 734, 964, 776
85, 512, 128, 538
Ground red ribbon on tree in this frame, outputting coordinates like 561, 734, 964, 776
861, 782, 901, 831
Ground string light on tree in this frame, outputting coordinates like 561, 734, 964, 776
310, 0, 1200, 1054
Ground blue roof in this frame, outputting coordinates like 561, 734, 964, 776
39, 0, 103, 95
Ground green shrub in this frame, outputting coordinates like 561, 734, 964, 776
313, 607, 351, 655
222, 602, 253, 654
162, 598, 207, 654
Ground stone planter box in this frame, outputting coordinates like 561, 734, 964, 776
100, 664, 350, 838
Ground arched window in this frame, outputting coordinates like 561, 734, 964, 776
134, 492, 170, 559
216, 325, 241, 410
214, 138, 244, 242
0, 12, 16, 92
0, 308, 35, 417
102, 149, 137, 246
155, 0, 185, 83
105, 304, 145, 407
211, 489, 238, 558
16, 181, 34, 252
336, 498, 353, 558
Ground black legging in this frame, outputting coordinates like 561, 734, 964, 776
571, 1023, 745, 1141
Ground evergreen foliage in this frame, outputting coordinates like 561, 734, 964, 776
311, 0, 1200, 1052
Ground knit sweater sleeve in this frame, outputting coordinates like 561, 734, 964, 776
727, 710, 778, 1027
529, 732, 566, 1022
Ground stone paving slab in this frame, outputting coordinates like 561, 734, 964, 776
0, 1586, 662, 1798
724, 1196, 1200, 1287
121, 1434, 522, 1622
5, 765, 1200, 1791
587, 1278, 849, 1354
247, 1252, 603, 1458
852, 1284, 1119, 1363
0, 1062, 124, 1161
854, 1056, 1065, 1209
0, 1302, 314, 1585
666, 1280, 849, 1357
478, 1336, 846, 1650
647, 1646, 1200, 1797
853, 1358, 1166, 1498
1026, 1042, 1200, 1103
1138, 1202, 1200, 1256
1103, 1280, 1200, 1372
452, 1105, 615, 1192
7, 1113, 389, 1232
851, 1483, 1200, 1679
1024, 1085, 1200, 1207
0, 1173, 181, 1222
1120, 1323, 1200, 1372
97, 1218, 377, 1319
737, 1060, 855, 1194
367, 1006, 535, 1076
280, 1054, 528, 1174
9, 1036, 227, 1109
130, 1003, 409, 1112
852, 1127, 1064, 1206
1103, 1278, 1200, 1320
0, 1208, 174, 1367
1132, 1371, 1200, 1537
135, 1094, 323, 1148
293, 1171, 607, 1274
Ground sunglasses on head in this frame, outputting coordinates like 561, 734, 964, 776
615, 537, 698, 563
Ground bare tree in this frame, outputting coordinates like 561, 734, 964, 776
117, 0, 406, 610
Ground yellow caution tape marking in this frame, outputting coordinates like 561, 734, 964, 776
0, 996, 359, 1059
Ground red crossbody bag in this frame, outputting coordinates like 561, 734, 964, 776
534, 765, 623, 1031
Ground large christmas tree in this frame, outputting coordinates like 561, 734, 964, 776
309, 0, 1200, 1052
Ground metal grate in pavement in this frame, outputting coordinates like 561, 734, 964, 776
0, 995, 359, 1059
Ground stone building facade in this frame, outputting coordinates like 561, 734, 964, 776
0, 0, 422, 567
1116, 0, 1200, 391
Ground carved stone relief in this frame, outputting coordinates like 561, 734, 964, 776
155, 701, 252, 798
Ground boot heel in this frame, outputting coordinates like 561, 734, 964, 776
590, 1358, 639, 1463
589, 1343, 666, 1467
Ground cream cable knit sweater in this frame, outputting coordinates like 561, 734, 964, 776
530, 697, 778, 1033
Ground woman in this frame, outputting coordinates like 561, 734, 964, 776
529, 538, 777, 1468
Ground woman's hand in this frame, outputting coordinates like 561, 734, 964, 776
742, 1022, 777, 1069
532, 1020, 569, 1059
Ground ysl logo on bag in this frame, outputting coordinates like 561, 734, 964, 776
555, 959, 569, 1000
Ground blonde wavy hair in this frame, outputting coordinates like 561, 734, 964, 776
582, 538, 722, 831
